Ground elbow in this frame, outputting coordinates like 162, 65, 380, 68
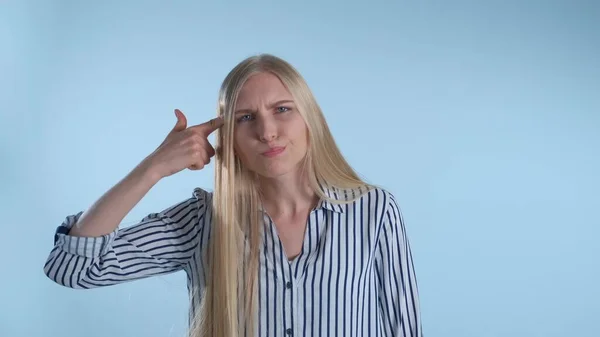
42, 249, 89, 289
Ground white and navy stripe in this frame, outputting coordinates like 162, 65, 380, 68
44, 186, 422, 336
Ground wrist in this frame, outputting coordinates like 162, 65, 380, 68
135, 158, 163, 186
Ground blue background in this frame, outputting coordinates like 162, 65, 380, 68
1, 1, 598, 336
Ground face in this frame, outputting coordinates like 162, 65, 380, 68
233, 72, 309, 179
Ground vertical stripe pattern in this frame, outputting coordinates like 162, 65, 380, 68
44, 186, 422, 336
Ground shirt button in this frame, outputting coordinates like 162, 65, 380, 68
286, 281, 292, 289
286, 328, 293, 335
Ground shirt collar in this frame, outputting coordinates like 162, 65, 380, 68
316, 185, 347, 213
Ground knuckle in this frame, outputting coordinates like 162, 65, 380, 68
190, 142, 203, 153
190, 150, 202, 159
190, 135, 203, 147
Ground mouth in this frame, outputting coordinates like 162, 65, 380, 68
261, 146, 286, 157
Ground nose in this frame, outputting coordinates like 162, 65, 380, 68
257, 116, 278, 142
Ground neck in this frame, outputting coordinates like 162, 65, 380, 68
258, 172, 318, 218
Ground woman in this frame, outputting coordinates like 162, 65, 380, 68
43, 54, 422, 337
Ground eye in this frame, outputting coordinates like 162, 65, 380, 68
236, 114, 254, 123
276, 106, 290, 113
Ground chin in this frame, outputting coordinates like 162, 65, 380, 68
252, 160, 302, 179
257, 165, 293, 178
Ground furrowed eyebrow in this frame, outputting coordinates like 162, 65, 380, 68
234, 108, 253, 115
268, 99, 294, 108
234, 99, 295, 115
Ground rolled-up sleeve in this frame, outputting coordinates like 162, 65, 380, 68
375, 194, 423, 337
43, 187, 209, 289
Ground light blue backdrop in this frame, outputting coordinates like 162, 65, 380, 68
2, 1, 598, 336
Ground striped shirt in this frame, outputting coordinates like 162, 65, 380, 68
43, 186, 422, 337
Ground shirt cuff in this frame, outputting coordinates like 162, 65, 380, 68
53, 211, 118, 258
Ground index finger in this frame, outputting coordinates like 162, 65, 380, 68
189, 116, 224, 135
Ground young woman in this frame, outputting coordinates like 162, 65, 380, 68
44, 54, 422, 337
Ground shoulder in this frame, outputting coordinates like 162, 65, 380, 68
355, 187, 410, 255
332, 184, 402, 223
353, 185, 401, 213
192, 187, 213, 204
190, 187, 213, 217
148, 187, 213, 222
355, 185, 404, 229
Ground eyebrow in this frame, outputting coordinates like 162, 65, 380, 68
235, 99, 295, 115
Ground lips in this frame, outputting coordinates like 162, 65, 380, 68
261, 146, 286, 157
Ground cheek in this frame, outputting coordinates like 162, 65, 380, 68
290, 119, 309, 146
233, 132, 244, 155
282, 113, 302, 134
234, 130, 254, 159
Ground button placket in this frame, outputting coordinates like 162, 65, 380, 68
283, 266, 295, 336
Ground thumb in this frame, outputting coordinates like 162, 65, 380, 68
171, 109, 188, 133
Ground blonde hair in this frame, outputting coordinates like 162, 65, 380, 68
190, 54, 371, 337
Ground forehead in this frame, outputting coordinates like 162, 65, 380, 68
236, 72, 292, 107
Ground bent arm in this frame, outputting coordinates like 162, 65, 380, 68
68, 160, 161, 238
43, 188, 209, 289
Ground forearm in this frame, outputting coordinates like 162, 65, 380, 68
68, 159, 162, 237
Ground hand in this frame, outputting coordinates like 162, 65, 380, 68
145, 109, 223, 179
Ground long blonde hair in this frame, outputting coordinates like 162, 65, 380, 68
191, 54, 370, 337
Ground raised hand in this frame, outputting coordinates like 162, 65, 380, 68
146, 109, 223, 179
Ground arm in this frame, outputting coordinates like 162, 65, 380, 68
42, 109, 222, 288
67, 160, 161, 238
375, 193, 422, 337
43, 185, 209, 289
